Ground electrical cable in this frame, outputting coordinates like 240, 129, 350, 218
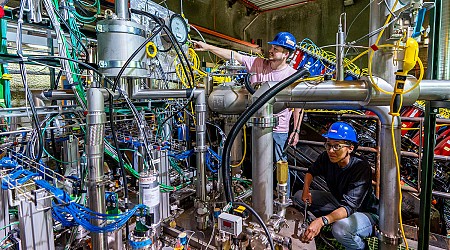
108, 93, 130, 237
231, 125, 246, 168
243, 73, 255, 94
221, 68, 308, 203
51, 4, 89, 57
16, 0, 44, 162
234, 202, 274, 250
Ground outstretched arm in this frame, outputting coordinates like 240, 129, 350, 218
193, 41, 244, 64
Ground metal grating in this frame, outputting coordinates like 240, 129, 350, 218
239, 0, 314, 12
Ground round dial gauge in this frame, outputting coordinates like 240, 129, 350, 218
170, 14, 188, 44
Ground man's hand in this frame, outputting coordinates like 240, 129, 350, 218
300, 217, 324, 243
302, 190, 312, 204
288, 132, 300, 146
193, 41, 210, 52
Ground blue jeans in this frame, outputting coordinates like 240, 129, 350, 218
273, 132, 291, 196
273, 132, 288, 161
293, 190, 378, 250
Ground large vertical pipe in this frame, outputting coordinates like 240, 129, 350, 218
251, 102, 275, 222
195, 90, 207, 202
86, 88, 107, 250
115, 0, 129, 20
369, 0, 399, 85
369, 106, 400, 250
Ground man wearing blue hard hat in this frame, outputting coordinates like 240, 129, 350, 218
293, 122, 379, 250
194, 31, 303, 161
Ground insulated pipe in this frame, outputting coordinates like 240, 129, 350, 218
418, 80, 450, 100
86, 88, 107, 250
274, 76, 420, 111
38, 89, 120, 101
250, 89, 275, 222
131, 88, 207, 201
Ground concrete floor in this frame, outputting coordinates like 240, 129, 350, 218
278, 206, 317, 250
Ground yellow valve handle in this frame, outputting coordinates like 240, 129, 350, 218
146, 42, 157, 58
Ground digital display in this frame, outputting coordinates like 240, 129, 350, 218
223, 220, 232, 228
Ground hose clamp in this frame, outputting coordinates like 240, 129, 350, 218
248, 116, 278, 128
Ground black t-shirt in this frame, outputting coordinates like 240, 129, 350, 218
308, 152, 379, 216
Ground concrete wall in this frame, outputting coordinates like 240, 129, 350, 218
167, 0, 370, 59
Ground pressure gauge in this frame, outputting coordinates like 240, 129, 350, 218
170, 14, 188, 44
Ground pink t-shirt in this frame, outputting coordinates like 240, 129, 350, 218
241, 55, 297, 133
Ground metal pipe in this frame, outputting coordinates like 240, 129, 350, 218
250, 83, 275, 222
86, 88, 107, 250
243, 13, 260, 42
131, 89, 193, 99
336, 13, 346, 81
368, 106, 400, 250
131, 88, 207, 202
251, 102, 274, 222
195, 89, 207, 202
419, 79, 450, 100
115, 0, 129, 20
369, 0, 399, 85
160, 150, 170, 220
224, 116, 243, 165
276, 76, 420, 108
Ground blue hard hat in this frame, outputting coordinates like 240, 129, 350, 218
322, 122, 358, 144
268, 32, 297, 51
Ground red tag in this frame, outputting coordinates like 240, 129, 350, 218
370, 44, 378, 51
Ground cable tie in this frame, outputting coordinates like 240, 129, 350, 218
370, 44, 379, 51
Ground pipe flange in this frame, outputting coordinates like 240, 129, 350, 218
195, 145, 207, 152
375, 226, 403, 245
248, 116, 278, 128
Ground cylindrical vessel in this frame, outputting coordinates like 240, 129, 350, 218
208, 85, 249, 114
139, 171, 160, 227
251, 102, 274, 222
97, 19, 147, 78
86, 88, 107, 250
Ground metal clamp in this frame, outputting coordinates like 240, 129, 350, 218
98, 60, 147, 69
247, 116, 278, 128
375, 225, 403, 245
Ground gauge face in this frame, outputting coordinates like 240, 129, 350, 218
170, 14, 188, 44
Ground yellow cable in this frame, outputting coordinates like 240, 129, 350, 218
403, 57, 423, 94
391, 115, 409, 250
231, 125, 247, 168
